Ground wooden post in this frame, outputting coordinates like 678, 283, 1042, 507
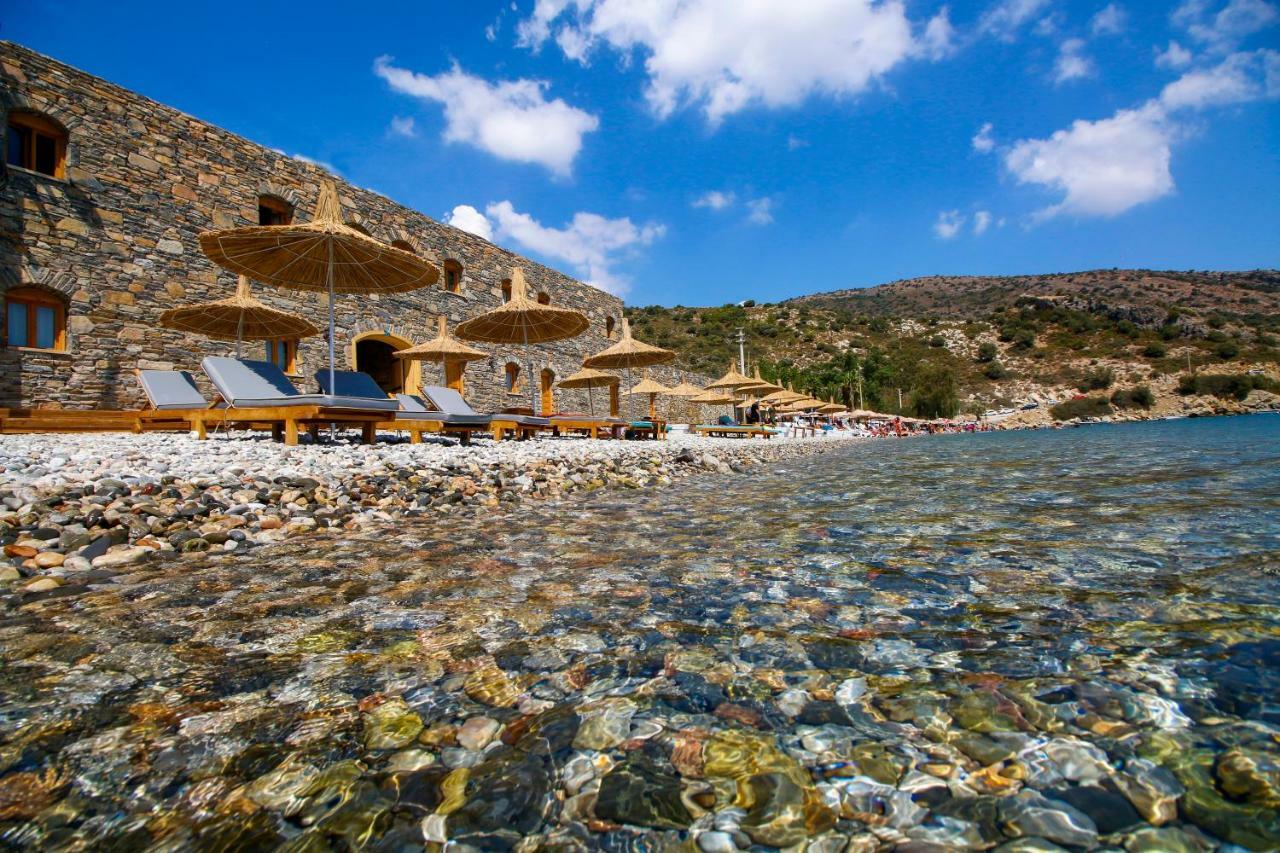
284, 418, 299, 446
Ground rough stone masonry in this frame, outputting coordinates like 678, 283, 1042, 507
0, 42, 701, 418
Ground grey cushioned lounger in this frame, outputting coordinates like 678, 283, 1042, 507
136, 370, 207, 410
404, 389, 492, 427
202, 357, 397, 411
425, 384, 551, 427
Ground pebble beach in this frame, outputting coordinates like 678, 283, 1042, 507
0, 431, 852, 590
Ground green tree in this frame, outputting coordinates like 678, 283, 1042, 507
909, 363, 958, 419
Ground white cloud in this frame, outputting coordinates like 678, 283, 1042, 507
1158, 47, 1280, 109
920, 7, 957, 59
692, 190, 736, 210
934, 210, 965, 239
1005, 47, 1279, 220
373, 56, 599, 175
1176, 0, 1278, 51
1155, 41, 1195, 69
972, 122, 996, 153
973, 210, 993, 234
787, 135, 809, 150
1054, 38, 1096, 84
289, 153, 340, 175
389, 115, 416, 137
1005, 104, 1172, 219
978, 0, 1051, 41
745, 197, 774, 225
484, 201, 665, 296
516, 0, 924, 124
446, 204, 494, 241
1091, 3, 1127, 36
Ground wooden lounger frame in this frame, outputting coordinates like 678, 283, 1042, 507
693, 425, 774, 439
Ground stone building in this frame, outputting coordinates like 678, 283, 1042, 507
1, 42, 691, 419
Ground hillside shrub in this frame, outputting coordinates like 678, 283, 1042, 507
976, 342, 998, 362
1207, 330, 1228, 343
1110, 386, 1154, 409
1159, 324, 1182, 340
1215, 340, 1239, 359
984, 361, 1009, 380
1012, 329, 1036, 350
1178, 373, 1280, 400
1077, 367, 1114, 391
1050, 396, 1113, 420
929, 335, 946, 348
1142, 342, 1167, 358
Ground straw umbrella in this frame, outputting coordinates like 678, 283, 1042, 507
158, 275, 319, 357
707, 360, 754, 391
628, 372, 670, 422
454, 267, 589, 415
689, 387, 736, 424
199, 179, 438, 393
666, 374, 705, 425
583, 317, 674, 418
736, 365, 778, 395
557, 366, 619, 417
394, 315, 488, 392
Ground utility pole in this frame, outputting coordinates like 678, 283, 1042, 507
735, 328, 746, 374
897, 387, 903, 413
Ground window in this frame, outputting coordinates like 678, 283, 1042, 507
265, 338, 297, 374
443, 260, 462, 294
504, 362, 522, 393
258, 196, 293, 226
4, 288, 66, 351
391, 239, 416, 254
537, 291, 551, 305
501, 278, 512, 302
605, 316, 616, 339
6, 112, 67, 178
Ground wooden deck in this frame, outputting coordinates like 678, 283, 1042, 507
0, 408, 159, 434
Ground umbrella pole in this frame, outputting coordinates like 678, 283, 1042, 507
587, 385, 595, 418
235, 313, 243, 360
327, 240, 336, 443
524, 323, 537, 416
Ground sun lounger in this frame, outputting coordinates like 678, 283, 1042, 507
395, 393, 491, 445
419, 386, 548, 441
198, 356, 395, 445
693, 424, 774, 439
133, 369, 217, 432
626, 419, 667, 440
311, 369, 460, 445
549, 412, 612, 439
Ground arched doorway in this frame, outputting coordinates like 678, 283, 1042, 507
351, 332, 418, 396
540, 368, 555, 415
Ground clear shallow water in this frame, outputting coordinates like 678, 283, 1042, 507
1, 416, 1278, 850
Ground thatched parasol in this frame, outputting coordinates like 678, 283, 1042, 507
158, 275, 319, 357
455, 267, 589, 414
394, 315, 488, 390
558, 366, 619, 417
735, 365, 778, 394
667, 375, 704, 398
627, 372, 670, 422
198, 179, 438, 392
583, 317, 674, 371
706, 360, 754, 391
818, 399, 844, 414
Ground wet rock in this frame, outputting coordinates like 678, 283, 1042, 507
737, 771, 835, 848
999, 791, 1098, 849
573, 698, 636, 751
1112, 757, 1183, 825
456, 716, 500, 751
363, 697, 425, 751
595, 751, 692, 830
1045, 784, 1141, 834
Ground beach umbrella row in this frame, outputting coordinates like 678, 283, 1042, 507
557, 367, 618, 417
395, 315, 488, 389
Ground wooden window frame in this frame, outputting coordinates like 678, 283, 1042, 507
258, 195, 293, 226
265, 338, 298, 375
504, 362, 522, 394
606, 316, 616, 339
443, 260, 463, 294
500, 279, 512, 302
5, 112, 67, 179
536, 291, 551, 305
4, 287, 67, 351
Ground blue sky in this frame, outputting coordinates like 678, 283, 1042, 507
8, 1, 1279, 306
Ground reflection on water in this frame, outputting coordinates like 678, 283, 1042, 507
1, 416, 1278, 850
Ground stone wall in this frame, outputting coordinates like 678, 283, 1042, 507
0, 42, 706, 421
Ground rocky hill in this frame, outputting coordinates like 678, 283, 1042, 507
787, 268, 1280, 319
625, 268, 1280, 421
